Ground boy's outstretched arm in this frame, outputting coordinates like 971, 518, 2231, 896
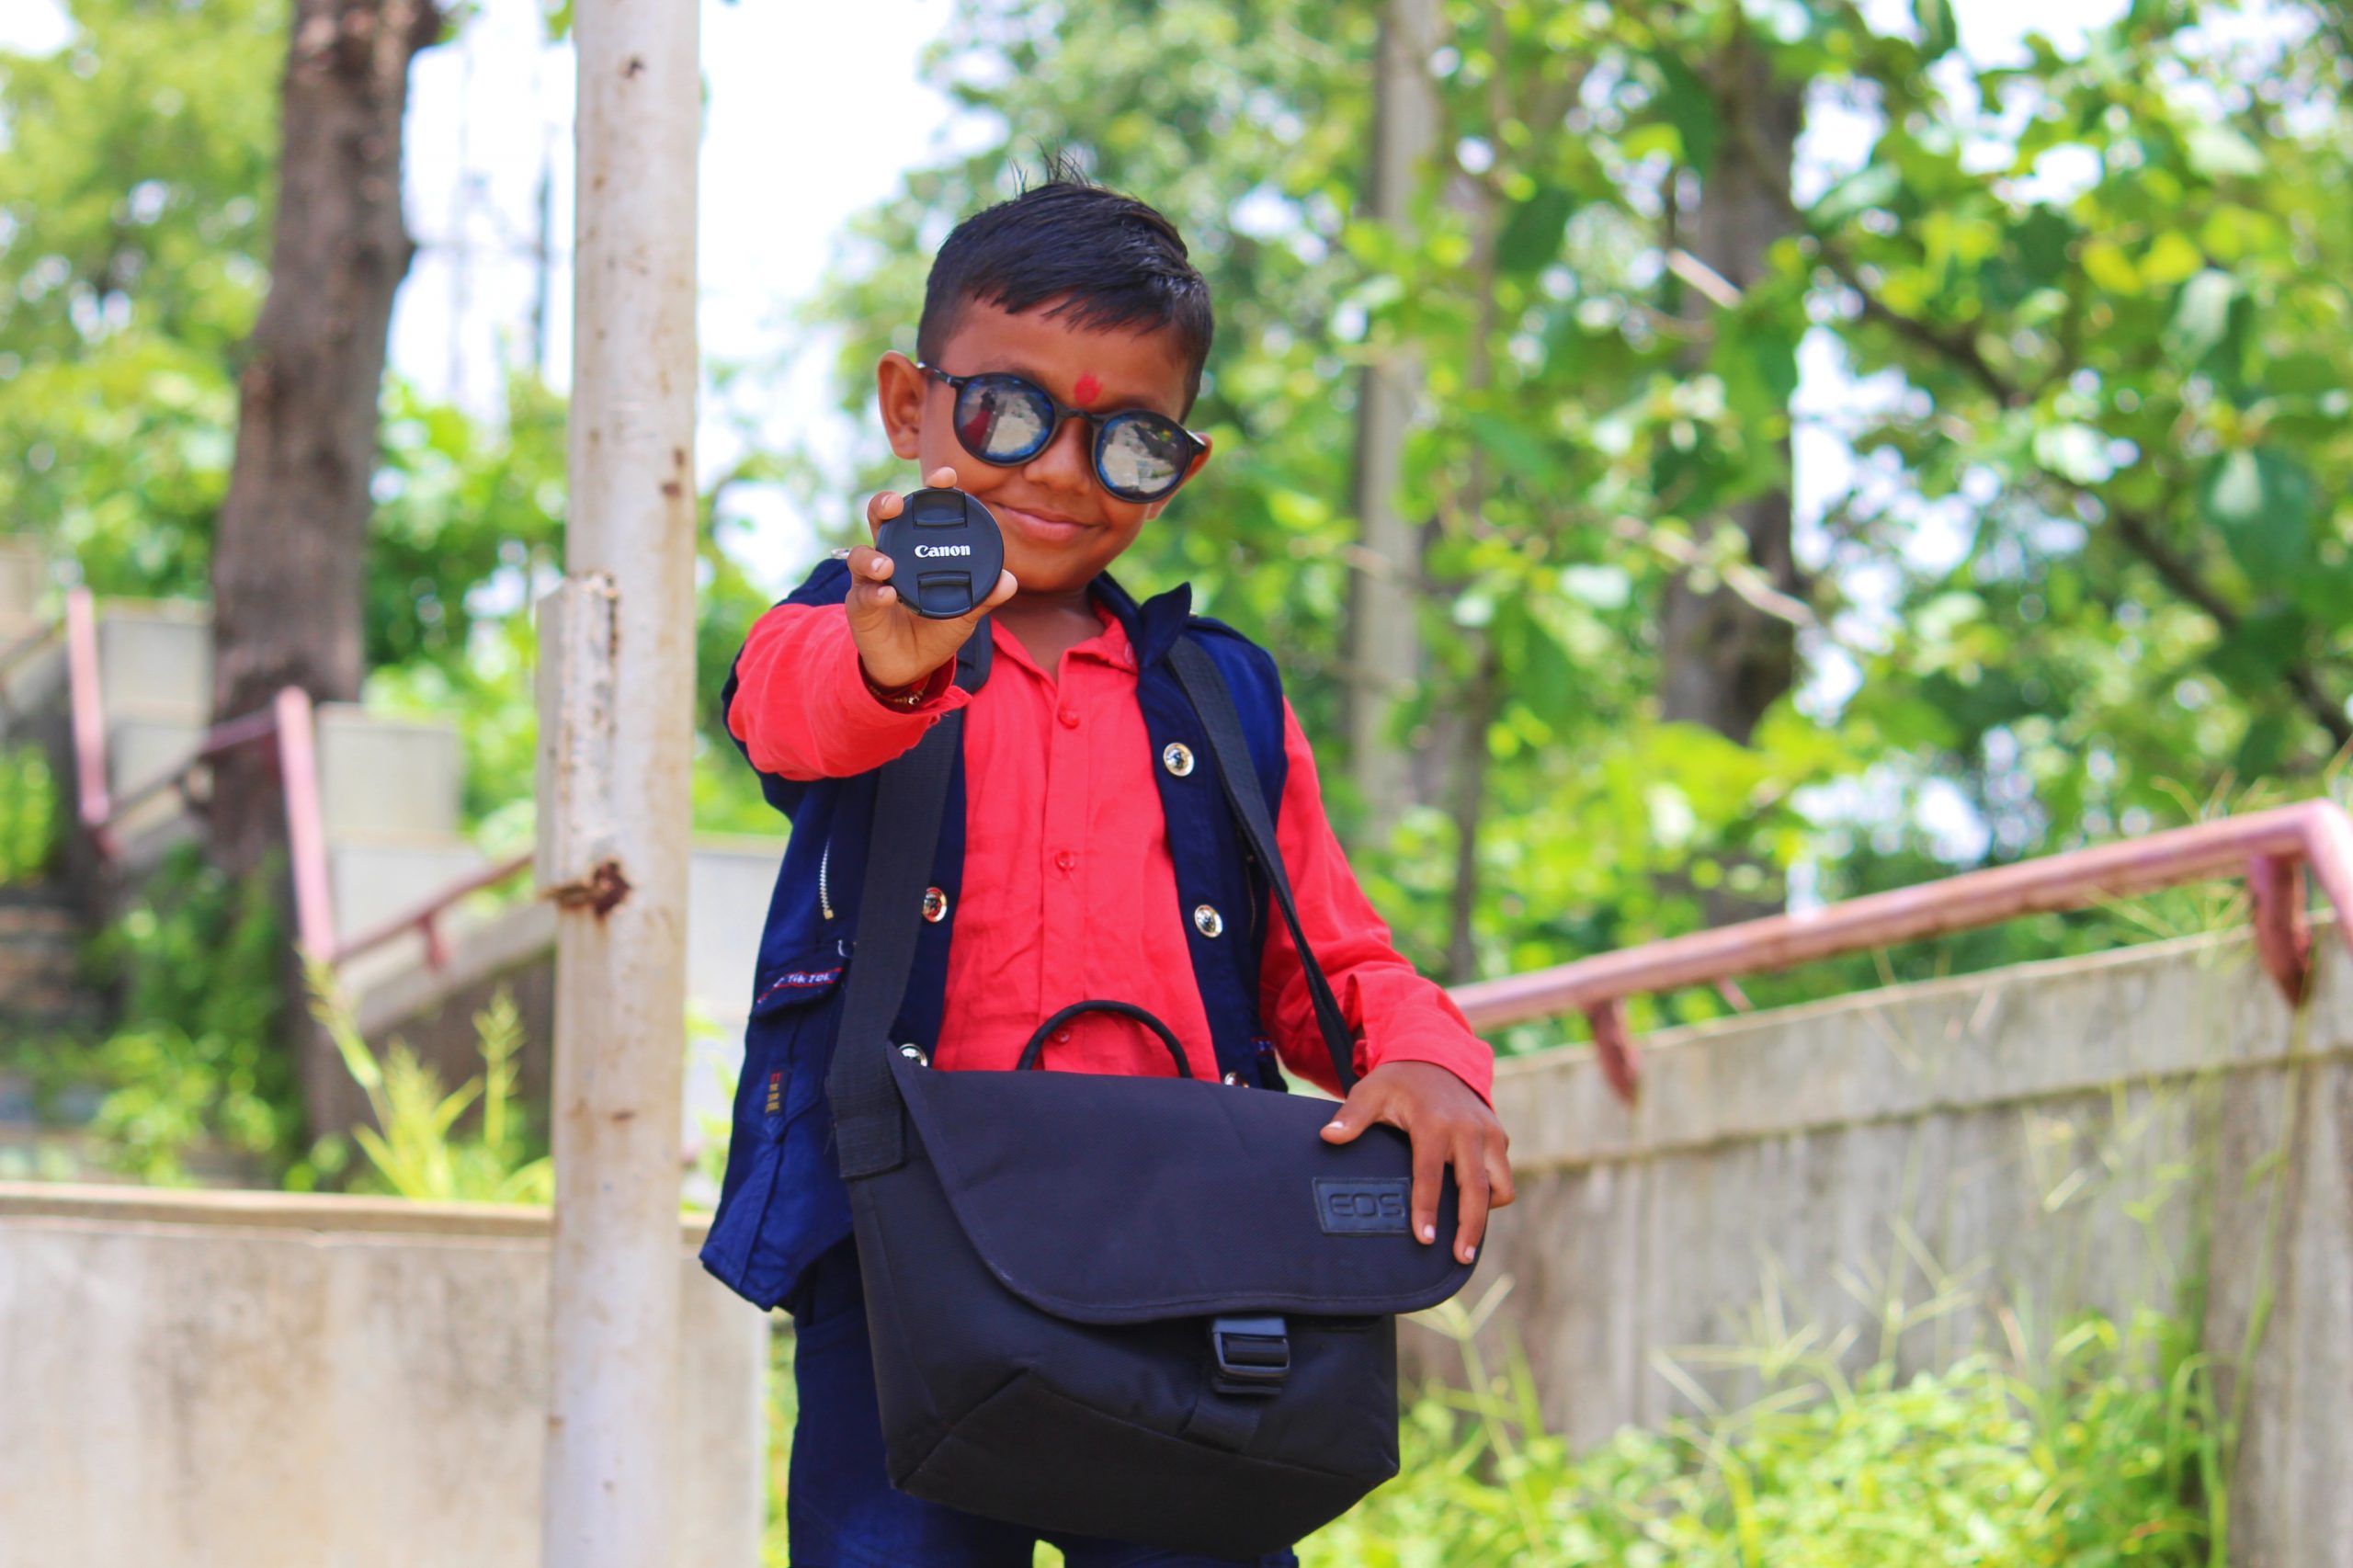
1257, 702, 1516, 1267
728, 466, 1017, 781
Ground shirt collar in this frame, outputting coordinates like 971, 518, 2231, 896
1088, 572, 1193, 668
985, 590, 1142, 679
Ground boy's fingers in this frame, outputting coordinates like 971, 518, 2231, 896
847, 544, 892, 581
1487, 1139, 1518, 1209
1409, 1130, 1444, 1246
926, 464, 959, 490
979, 569, 1018, 612
848, 578, 898, 614
1451, 1135, 1491, 1264
866, 491, 903, 536
1319, 1073, 1392, 1144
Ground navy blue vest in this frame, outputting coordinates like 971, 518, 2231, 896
699, 562, 1294, 1311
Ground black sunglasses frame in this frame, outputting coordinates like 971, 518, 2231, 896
917, 362, 1207, 504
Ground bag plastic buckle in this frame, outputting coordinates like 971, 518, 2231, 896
1210, 1315, 1290, 1396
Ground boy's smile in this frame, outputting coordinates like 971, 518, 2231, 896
877, 298, 1213, 605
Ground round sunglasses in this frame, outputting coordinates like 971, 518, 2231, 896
917, 363, 1207, 504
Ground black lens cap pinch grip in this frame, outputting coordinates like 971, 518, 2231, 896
873, 486, 1007, 620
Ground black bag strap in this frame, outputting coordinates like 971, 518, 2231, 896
1168, 637, 1359, 1094
828, 622, 989, 1180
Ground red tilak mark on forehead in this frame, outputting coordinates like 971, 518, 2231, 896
1072, 372, 1103, 408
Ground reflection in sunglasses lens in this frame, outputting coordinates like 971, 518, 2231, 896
1101, 416, 1185, 498
966, 379, 1051, 460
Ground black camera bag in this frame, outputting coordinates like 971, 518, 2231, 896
824, 632, 1476, 1558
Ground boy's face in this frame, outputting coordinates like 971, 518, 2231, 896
877, 296, 1212, 598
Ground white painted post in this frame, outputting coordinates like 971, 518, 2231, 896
537, 0, 699, 1559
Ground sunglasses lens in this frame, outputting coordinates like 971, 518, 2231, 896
954, 375, 1054, 462
1098, 414, 1191, 500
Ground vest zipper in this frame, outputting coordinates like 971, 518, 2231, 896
818, 839, 835, 920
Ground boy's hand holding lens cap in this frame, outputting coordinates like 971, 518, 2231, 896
874, 483, 1007, 619
849, 466, 1017, 699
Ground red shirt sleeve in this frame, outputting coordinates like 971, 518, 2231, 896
726, 601, 967, 782
1256, 699, 1495, 1104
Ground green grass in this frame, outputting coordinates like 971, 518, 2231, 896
1300, 1290, 2219, 1568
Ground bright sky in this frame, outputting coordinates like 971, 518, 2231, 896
386, 0, 982, 586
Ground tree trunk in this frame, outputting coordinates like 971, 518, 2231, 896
208, 0, 441, 878
1345, 0, 1442, 839
1657, 23, 1805, 746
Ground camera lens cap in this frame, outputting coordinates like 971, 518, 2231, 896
872, 486, 1006, 619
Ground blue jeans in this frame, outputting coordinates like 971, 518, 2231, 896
787, 1242, 1302, 1568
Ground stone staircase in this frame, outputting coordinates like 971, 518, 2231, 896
0, 880, 111, 1181
0, 884, 98, 1038
0, 539, 777, 1170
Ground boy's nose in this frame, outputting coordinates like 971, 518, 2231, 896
1028, 409, 1096, 490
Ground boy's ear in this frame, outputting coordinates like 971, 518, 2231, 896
878, 351, 926, 460
1145, 432, 1214, 520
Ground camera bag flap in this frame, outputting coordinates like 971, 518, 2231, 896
885, 1047, 1468, 1324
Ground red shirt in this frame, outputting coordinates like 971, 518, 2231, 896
727, 597, 1493, 1103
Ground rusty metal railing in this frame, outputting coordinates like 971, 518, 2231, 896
1450, 799, 2353, 1107
51, 585, 530, 972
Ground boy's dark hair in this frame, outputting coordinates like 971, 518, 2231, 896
917, 168, 1215, 415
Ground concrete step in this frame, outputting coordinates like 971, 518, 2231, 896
0, 629, 63, 732
326, 837, 494, 947
96, 601, 211, 725
316, 703, 465, 840
0, 540, 45, 622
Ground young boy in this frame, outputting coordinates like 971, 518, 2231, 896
707, 178, 1514, 1567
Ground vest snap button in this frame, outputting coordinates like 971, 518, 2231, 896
1193, 903, 1224, 938
897, 1043, 929, 1066
1162, 742, 1195, 778
922, 887, 949, 923
1222, 1070, 1244, 1085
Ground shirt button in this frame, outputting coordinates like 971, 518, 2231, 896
1053, 1027, 1073, 1044
1058, 706, 1080, 728
1054, 849, 1075, 872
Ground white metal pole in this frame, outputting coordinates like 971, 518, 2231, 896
539, 0, 698, 1559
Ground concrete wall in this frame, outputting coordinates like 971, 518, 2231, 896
1452, 924, 2352, 1568
0, 1184, 768, 1568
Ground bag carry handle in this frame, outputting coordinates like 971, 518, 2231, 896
1017, 999, 1194, 1077
1166, 639, 1359, 1095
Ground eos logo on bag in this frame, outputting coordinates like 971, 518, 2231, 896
1313, 1177, 1412, 1234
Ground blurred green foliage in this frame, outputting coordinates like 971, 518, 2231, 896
0, 744, 59, 883
0, 0, 279, 597
19, 843, 301, 1185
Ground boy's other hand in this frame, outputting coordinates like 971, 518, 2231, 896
1320, 1061, 1514, 1266
850, 465, 1019, 690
